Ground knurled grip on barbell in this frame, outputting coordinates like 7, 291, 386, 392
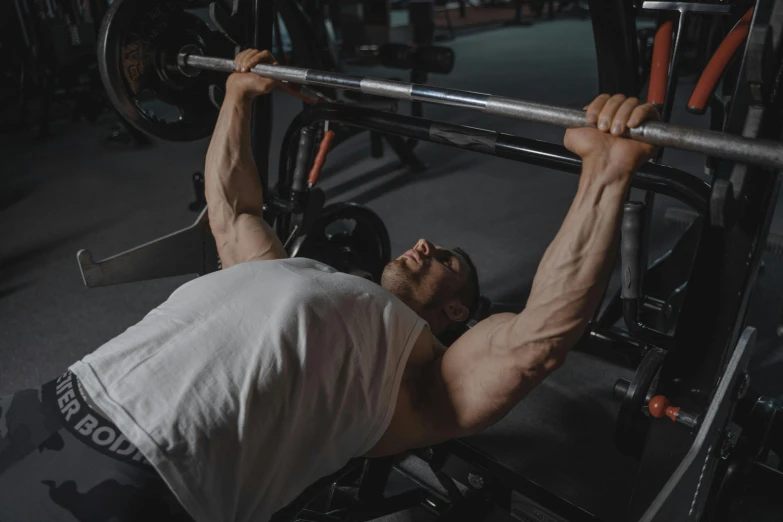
179, 53, 783, 170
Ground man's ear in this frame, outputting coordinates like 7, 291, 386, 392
443, 298, 469, 324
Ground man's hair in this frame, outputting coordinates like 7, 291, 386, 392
453, 247, 481, 324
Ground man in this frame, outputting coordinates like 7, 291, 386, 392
0, 49, 658, 522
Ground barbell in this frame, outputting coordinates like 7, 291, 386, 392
99, 0, 783, 169
179, 53, 783, 169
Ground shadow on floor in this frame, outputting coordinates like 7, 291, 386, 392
0, 214, 127, 294
0, 281, 33, 300
469, 382, 637, 522
349, 154, 486, 206
0, 182, 37, 213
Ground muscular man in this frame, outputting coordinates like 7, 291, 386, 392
0, 49, 658, 522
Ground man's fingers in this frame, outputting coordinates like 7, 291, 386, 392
627, 103, 660, 128
254, 50, 278, 66
597, 94, 626, 132
245, 50, 278, 75
233, 49, 252, 71
585, 94, 611, 125
243, 50, 265, 70
240, 49, 261, 70
610, 97, 639, 136
232, 49, 277, 72
240, 50, 263, 71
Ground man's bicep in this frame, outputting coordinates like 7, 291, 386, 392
214, 213, 288, 269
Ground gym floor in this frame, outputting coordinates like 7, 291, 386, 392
2, 16, 783, 522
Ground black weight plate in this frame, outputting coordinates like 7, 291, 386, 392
294, 203, 391, 283
615, 347, 666, 458
98, 0, 220, 141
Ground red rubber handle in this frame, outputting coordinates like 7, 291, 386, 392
648, 20, 674, 107
308, 130, 336, 186
687, 8, 753, 115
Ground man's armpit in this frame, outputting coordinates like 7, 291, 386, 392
362, 379, 427, 458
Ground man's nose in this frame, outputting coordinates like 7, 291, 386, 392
415, 239, 433, 257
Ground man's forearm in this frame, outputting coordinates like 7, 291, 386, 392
428, 157, 634, 437
507, 156, 631, 361
204, 93, 264, 232
422, 99, 655, 441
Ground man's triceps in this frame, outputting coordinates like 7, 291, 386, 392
419, 313, 544, 438
214, 213, 288, 268
204, 92, 288, 266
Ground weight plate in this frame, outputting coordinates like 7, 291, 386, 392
614, 347, 666, 458
292, 203, 391, 283
98, 0, 220, 141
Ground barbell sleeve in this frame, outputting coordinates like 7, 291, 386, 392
180, 53, 783, 170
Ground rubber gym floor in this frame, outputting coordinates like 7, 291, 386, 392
2, 17, 783, 522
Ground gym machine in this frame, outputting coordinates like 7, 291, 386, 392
79, 0, 783, 519
5, 0, 111, 137
205, 0, 457, 177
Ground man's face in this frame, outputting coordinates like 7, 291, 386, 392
381, 239, 471, 327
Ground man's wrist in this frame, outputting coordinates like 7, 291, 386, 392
224, 89, 255, 107
576, 153, 635, 197
582, 152, 637, 179
580, 151, 621, 173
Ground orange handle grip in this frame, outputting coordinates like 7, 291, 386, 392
687, 8, 753, 114
308, 130, 336, 186
648, 20, 674, 107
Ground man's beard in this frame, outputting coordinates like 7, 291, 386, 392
381, 259, 442, 311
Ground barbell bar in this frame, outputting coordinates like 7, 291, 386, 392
180, 52, 783, 170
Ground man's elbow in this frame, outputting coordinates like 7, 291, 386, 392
207, 198, 233, 232
207, 206, 258, 238
509, 315, 585, 370
512, 341, 568, 386
208, 214, 228, 239
206, 190, 263, 230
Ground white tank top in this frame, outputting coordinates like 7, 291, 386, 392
70, 258, 426, 522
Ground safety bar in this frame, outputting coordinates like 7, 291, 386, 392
277, 104, 711, 213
